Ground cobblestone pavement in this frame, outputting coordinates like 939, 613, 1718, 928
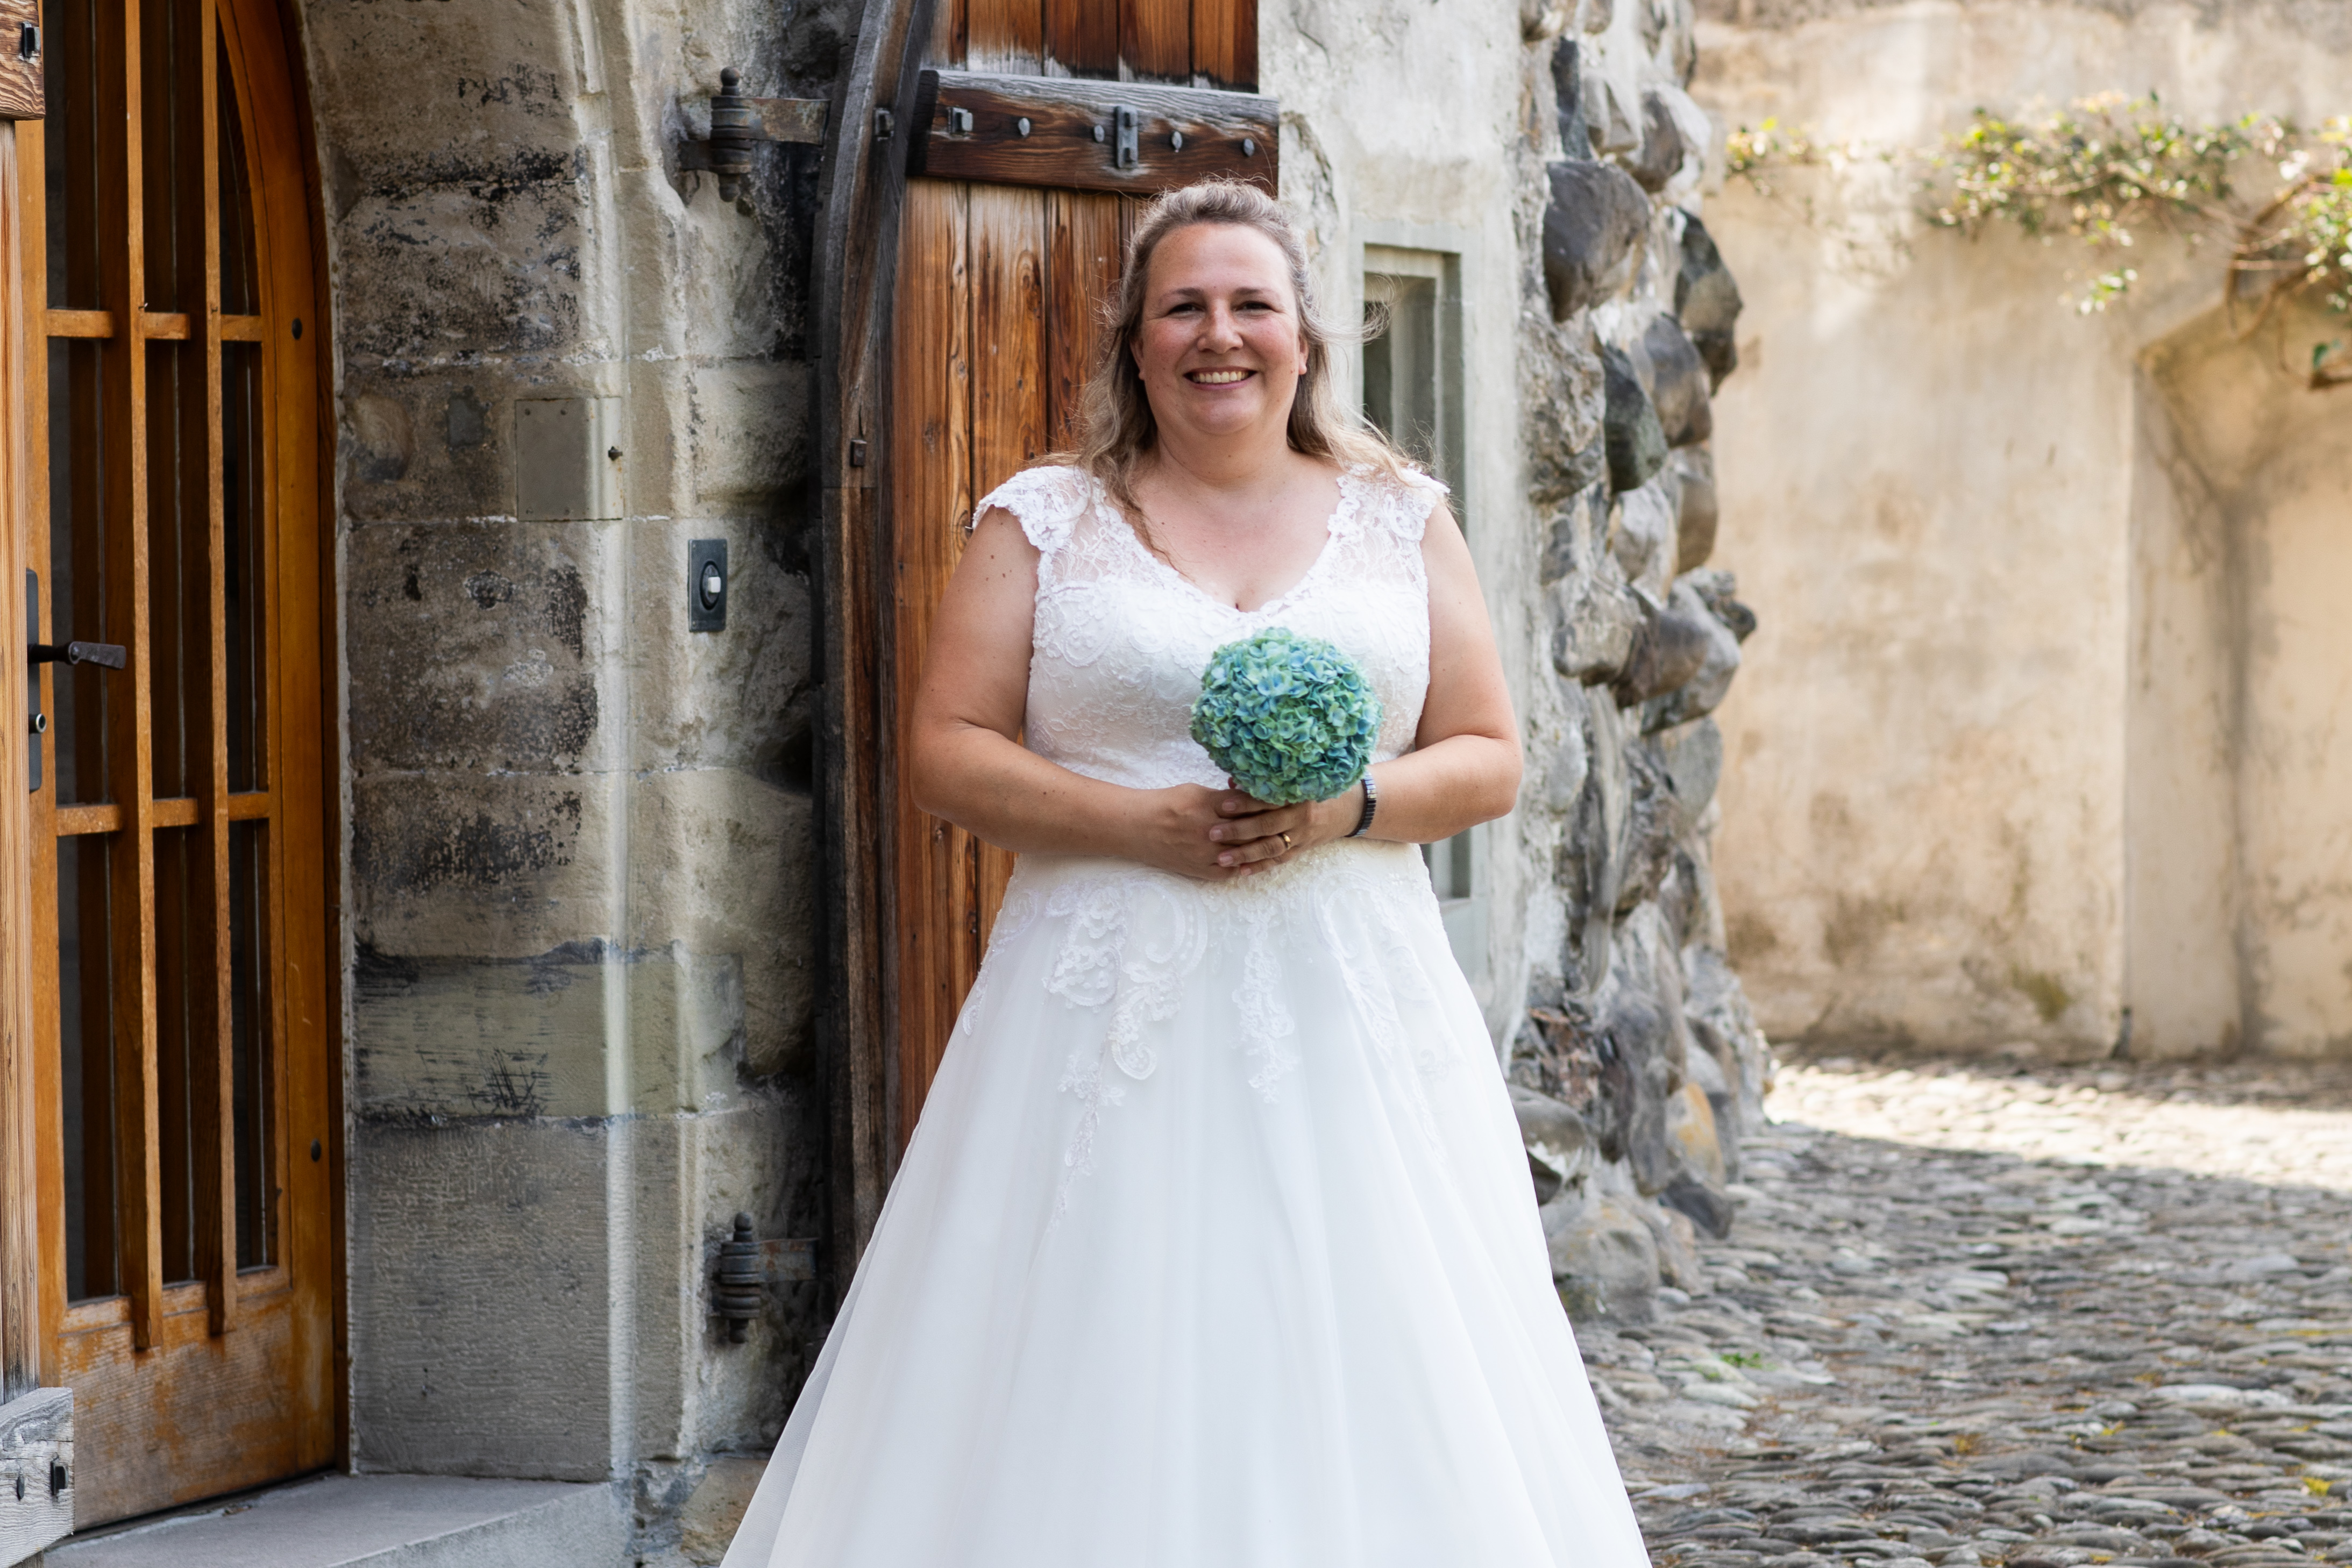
1593, 1053, 2352, 1568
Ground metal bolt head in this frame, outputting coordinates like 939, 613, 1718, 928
1093, 124, 1105, 143
1015, 117, 1031, 137
1171, 129, 1184, 151
1242, 137, 1257, 157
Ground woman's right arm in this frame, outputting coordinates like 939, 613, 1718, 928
909, 506, 1291, 880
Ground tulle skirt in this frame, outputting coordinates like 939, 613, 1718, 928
723, 840, 1648, 1568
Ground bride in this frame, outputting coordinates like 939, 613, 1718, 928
724, 179, 1650, 1567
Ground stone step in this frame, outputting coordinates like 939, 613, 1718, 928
37, 1473, 627, 1568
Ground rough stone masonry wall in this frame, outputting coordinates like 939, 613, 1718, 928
1504, 0, 1777, 1328
303, 0, 850, 1550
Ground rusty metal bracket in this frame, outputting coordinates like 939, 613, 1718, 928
712, 1216, 819, 1343
714, 1214, 763, 1343
678, 68, 829, 210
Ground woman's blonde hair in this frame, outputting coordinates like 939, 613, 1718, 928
1057, 178, 1414, 536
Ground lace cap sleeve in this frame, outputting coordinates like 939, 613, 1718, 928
1385, 466, 1449, 543
975, 466, 1093, 556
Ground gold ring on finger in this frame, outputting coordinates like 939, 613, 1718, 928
1279, 831, 1294, 852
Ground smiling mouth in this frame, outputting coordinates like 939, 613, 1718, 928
1186, 368, 1254, 384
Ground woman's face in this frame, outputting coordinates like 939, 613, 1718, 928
1131, 222, 1309, 444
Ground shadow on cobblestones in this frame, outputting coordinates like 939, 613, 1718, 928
1597, 1056, 2352, 1568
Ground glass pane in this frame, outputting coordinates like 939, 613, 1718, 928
230, 821, 273, 1268
140, 0, 205, 313
43, 0, 105, 310
153, 827, 199, 1285
48, 339, 113, 805
57, 834, 121, 1302
145, 341, 204, 800
1363, 274, 1440, 474
225, 341, 265, 791
218, 36, 259, 317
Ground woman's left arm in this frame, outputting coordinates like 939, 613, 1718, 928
1254, 500, 1523, 854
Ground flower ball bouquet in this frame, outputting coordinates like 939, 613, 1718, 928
1189, 627, 1382, 806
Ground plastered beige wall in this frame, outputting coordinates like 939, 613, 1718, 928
1690, 0, 2352, 1057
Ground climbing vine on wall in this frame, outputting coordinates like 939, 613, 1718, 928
1725, 97, 2352, 389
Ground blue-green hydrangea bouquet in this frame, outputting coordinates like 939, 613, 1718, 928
1189, 627, 1382, 806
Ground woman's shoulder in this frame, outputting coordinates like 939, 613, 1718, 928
975, 464, 1098, 553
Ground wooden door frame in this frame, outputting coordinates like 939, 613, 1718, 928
813, 0, 935, 1288
1, 116, 45, 1409
263, 0, 347, 1470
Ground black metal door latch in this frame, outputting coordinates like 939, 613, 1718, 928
25, 569, 129, 793
30, 640, 128, 669
677, 68, 829, 210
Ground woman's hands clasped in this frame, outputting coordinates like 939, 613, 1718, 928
1137, 779, 1363, 881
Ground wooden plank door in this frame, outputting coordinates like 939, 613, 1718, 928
17, 0, 330, 1527
882, 0, 1263, 1150
887, 177, 1126, 1149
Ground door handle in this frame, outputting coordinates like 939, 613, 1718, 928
25, 568, 127, 793
30, 640, 128, 669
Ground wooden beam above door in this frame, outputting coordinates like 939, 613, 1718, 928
908, 69, 1276, 195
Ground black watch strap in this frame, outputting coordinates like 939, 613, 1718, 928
1346, 771, 1378, 838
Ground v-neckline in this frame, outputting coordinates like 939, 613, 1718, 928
1102, 469, 1358, 618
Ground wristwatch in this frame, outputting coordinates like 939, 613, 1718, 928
1346, 772, 1378, 838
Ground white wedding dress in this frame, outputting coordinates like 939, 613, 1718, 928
723, 464, 1649, 1568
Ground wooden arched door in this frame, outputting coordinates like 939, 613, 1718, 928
19, 0, 330, 1527
879, 0, 1272, 1152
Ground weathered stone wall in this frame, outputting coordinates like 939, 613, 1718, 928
1500, 0, 1777, 1325
306, 0, 848, 1550
1688, 0, 2352, 1061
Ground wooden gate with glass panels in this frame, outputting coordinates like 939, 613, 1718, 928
16, 0, 329, 1527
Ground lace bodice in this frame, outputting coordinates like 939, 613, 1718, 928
978, 463, 1445, 793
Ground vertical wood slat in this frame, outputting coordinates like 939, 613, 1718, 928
240, 31, 294, 1284
1119, 0, 1191, 82
1190, 0, 1256, 90
962, 180, 1047, 1023
963, 0, 1041, 73
968, 186, 1049, 508
222, 26, 290, 1289
928, 0, 965, 67
0, 120, 43, 1401
951, 186, 1044, 1118
1044, 0, 1117, 77
1044, 189, 1121, 448
192, 0, 238, 1336
19, 110, 67, 1393
102, 0, 165, 1353
886, 179, 972, 1148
